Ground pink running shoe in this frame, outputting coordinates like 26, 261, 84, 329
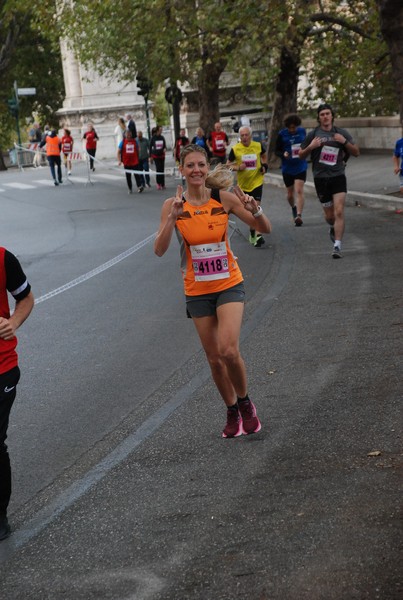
222, 406, 243, 438
238, 400, 262, 435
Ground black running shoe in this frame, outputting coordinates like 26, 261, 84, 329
0, 514, 11, 541
329, 226, 335, 243
254, 235, 265, 248
292, 205, 298, 219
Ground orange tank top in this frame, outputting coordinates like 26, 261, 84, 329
175, 192, 243, 296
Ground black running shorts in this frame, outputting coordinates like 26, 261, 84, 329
186, 282, 245, 318
314, 175, 347, 206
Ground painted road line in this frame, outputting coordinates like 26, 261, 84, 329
4, 182, 36, 190
35, 233, 156, 305
94, 173, 121, 180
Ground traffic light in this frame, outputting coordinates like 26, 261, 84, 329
7, 98, 18, 118
137, 76, 152, 99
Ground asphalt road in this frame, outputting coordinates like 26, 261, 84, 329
0, 164, 401, 599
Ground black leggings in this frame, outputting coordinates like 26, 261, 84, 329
125, 166, 142, 190
87, 148, 96, 170
153, 157, 165, 186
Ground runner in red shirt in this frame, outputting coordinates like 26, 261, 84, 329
118, 130, 144, 194
61, 128, 74, 175
207, 121, 229, 165
82, 123, 99, 171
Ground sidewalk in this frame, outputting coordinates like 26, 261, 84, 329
266, 151, 403, 212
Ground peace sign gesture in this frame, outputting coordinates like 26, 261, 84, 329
169, 185, 184, 219
233, 185, 259, 214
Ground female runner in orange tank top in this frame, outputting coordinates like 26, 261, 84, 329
154, 144, 271, 438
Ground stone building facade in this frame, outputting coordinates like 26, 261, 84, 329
56, 42, 153, 158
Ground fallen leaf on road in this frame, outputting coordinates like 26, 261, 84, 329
367, 450, 382, 457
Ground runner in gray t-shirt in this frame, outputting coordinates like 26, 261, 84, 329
299, 103, 360, 259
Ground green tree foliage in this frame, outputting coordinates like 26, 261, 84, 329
152, 86, 170, 127
300, 0, 396, 117
0, 1, 64, 149
54, 0, 263, 132
29, 0, 400, 147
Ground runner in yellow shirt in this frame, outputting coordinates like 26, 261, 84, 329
227, 127, 269, 247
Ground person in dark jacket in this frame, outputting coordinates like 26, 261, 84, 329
125, 113, 137, 139
150, 126, 167, 189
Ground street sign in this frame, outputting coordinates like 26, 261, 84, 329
17, 88, 36, 95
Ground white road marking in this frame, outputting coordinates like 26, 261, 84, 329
35, 179, 56, 186
68, 177, 90, 183
4, 182, 36, 190
94, 173, 121, 180
35, 233, 156, 305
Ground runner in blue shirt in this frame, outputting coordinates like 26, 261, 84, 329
393, 137, 403, 195
275, 114, 307, 226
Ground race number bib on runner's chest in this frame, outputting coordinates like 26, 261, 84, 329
319, 145, 339, 166
242, 154, 257, 170
291, 143, 301, 158
190, 242, 230, 281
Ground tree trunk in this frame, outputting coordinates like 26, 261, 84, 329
197, 57, 227, 135
0, 149, 7, 171
376, 0, 403, 127
268, 44, 301, 165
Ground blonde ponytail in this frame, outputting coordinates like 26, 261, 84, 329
205, 163, 235, 190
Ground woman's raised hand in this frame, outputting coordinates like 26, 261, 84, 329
169, 185, 184, 218
233, 185, 258, 213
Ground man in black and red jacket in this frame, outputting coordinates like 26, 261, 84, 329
0, 247, 34, 541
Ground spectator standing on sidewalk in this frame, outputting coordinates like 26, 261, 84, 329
28, 123, 42, 144
126, 114, 137, 139
30, 123, 43, 168
118, 130, 143, 194
150, 125, 167, 190
39, 128, 63, 186
275, 114, 307, 226
0, 247, 34, 541
82, 123, 99, 171
227, 126, 269, 248
393, 135, 403, 195
137, 131, 151, 188
114, 117, 126, 150
299, 103, 359, 259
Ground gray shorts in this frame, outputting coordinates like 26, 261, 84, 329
186, 282, 245, 318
